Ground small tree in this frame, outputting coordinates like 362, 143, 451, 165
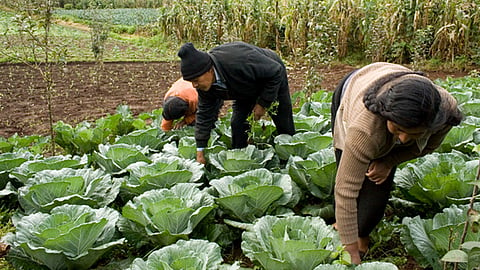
1, 0, 68, 155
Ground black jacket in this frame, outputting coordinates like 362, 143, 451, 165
195, 41, 288, 148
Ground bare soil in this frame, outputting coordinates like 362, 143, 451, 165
0, 61, 470, 138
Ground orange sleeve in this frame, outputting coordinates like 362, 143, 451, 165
161, 119, 174, 131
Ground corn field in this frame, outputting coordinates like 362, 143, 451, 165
156, 0, 480, 65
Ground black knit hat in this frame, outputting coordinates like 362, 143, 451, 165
162, 96, 189, 120
178, 42, 213, 81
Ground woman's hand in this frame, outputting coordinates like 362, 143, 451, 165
365, 160, 392, 185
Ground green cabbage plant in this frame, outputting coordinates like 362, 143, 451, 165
241, 215, 343, 270
209, 168, 300, 222
292, 114, 330, 133
0, 151, 34, 196
401, 203, 480, 270
121, 154, 204, 196
127, 239, 224, 270
286, 148, 336, 200
394, 151, 478, 213
91, 143, 151, 174
2, 204, 125, 270
207, 145, 276, 177
274, 132, 332, 160
18, 168, 121, 213
118, 183, 216, 247
115, 127, 165, 151
9, 154, 89, 184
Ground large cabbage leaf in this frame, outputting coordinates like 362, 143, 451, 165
119, 183, 216, 247
437, 118, 479, 154
241, 215, 342, 270
127, 239, 223, 270
9, 154, 89, 184
0, 151, 34, 196
18, 168, 121, 213
394, 151, 478, 212
292, 114, 330, 133
2, 204, 124, 270
92, 143, 151, 174
286, 148, 336, 200
115, 128, 165, 151
207, 145, 276, 177
274, 132, 332, 160
121, 154, 204, 196
401, 203, 480, 270
209, 168, 300, 222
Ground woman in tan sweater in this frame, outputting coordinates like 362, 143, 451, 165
331, 62, 463, 264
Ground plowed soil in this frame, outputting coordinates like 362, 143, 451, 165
0, 61, 470, 138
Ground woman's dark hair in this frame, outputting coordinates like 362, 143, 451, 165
363, 71, 442, 128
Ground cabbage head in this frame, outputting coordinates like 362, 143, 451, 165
286, 148, 336, 200
128, 239, 223, 270
394, 151, 478, 213
2, 204, 124, 270
209, 168, 300, 222
119, 183, 216, 247
122, 154, 204, 197
92, 143, 151, 174
18, 168, 121, 213
274, 132, 332, 160
241, 215, 342, 270
207, 145, 276, 177
9, 154, 88, 184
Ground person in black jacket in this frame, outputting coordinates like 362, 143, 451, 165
177, 41, 296, 164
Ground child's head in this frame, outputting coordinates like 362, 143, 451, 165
162, 96, 188, 120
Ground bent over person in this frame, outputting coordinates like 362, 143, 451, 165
177, 41, 296, 164
330, 62, 463, 264
161, 78, 198, 131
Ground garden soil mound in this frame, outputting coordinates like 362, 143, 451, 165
0, 61, 469, 138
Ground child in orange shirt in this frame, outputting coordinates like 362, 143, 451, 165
161, 78, 198, 131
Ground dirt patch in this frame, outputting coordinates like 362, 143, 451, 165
0, 61, 470, 138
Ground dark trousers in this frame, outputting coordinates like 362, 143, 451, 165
230, 71, 295, 148
331, 71, 395, 238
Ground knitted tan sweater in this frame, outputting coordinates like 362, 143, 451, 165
333, 62, 458, 245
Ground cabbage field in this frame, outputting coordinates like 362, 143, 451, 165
1, 0, 480, 269
0, 76, 479, 270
